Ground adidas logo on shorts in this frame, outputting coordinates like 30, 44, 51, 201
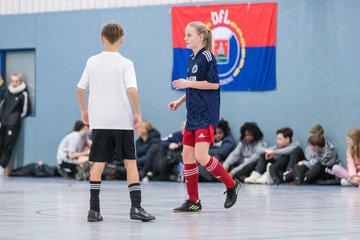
198, 133, 206, 138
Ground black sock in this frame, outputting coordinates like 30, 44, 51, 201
90, 181, 101, 211
128, 183, 141, 208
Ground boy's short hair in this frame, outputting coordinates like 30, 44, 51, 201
276, 127, 293, 141
308, 133, 325, 148
101, 23, 124, 44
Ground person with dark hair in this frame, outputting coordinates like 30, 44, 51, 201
198, 119, 236, 181
222, 122, 267, 182
56, 120, 91, 180
245, 127, 300, 185
0, 73, 28, 176
209, 119, 236, 161
294, 133, 340, 185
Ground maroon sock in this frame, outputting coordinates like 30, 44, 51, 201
184, 163, 199, 202
205, 156, 235, 189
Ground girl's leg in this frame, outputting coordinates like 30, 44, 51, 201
332, 164, 349, 180
182, 145, 199, 202
195, 142, 235, 189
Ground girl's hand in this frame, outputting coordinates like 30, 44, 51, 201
168, 100, 181, 111
172, 79, 190, 89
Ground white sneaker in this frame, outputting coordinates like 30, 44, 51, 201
0, 166, 3, 176
244, 171, 261, 183
256, 172, 268, 184
266, 163, 274, 185
340, 179, 352, 187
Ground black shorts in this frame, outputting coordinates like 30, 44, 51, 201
89, 129, 136, 163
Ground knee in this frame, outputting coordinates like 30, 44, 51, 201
332, 164, 341, 172
194, 152, 209, 165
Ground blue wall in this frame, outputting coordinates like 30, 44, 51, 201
0, 0, 359, 166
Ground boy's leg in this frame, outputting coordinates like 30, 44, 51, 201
269, 155, 290, 185
195, 142, 240, 209
88, 162, 105, 222
304, 161, 323, 184
124, 159, 155, 221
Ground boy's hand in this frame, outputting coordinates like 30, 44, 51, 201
81, 111, 89, 125
134, 113, 142, 130
168, 100, 181, 111
172, 78, 189, 89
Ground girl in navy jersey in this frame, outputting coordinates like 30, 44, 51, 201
168, 21, 241, 212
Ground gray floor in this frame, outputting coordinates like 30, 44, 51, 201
0, 177, 359, 240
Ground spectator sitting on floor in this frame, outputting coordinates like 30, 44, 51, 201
245, 127, 300, 185
57, 120, 91, 180
332, 128, 360, 187
136, 120, 161, 179
223, 122, 267, 182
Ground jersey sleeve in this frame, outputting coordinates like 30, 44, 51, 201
203, 52, 219, 84
77, 60, 90, 90
124, 61, 138, 89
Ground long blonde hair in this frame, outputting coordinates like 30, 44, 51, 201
347, 128, 360, 162
188, 21, 212, 52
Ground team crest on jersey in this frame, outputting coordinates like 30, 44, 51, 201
192, 64, 198, 73
208, 9, 246, 85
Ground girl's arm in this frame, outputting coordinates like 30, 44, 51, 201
172, 79, 219, 90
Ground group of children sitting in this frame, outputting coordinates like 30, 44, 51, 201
56, 120, 360, 187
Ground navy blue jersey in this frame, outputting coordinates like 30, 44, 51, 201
185, 48, 220, 130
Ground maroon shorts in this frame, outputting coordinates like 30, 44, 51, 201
182, 125, 215, 147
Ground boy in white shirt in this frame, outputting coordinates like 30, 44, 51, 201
77, 23, 155, 222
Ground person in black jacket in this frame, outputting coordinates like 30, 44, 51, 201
0, 75, 7, 103
0, 73, 28, 175
136, 120, 161, 179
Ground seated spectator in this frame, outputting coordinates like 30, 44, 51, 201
245, 127, 300, 185
294, 133, 340, 185
57, 120, 91, 180
0, 74, 7, 103
283, 124, 323, 184
0, 73, 28, 176
199, 119, 236, 182
136, 120, 161, 179
223, 122, 267, 182
209, 119, 237, 162
332, 128, 360, 187
142, 122, 185, 182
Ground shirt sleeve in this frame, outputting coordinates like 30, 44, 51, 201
206, 56, 219, 84
124, 61, 137, 89
77, 60, 90, 90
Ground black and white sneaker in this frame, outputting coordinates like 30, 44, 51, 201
87, 210, 103, 222
269, 165, 282, 185
224, 179, 241, 209
130, 207, 156, 222
173, 200, 202, 213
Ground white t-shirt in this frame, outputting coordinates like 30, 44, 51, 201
77, 51, 137, 129
57, 131, 87, 164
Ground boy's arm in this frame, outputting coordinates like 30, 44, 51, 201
77, 87, 88, 125
127, 87, 142, 130
172, 79, 219, 90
